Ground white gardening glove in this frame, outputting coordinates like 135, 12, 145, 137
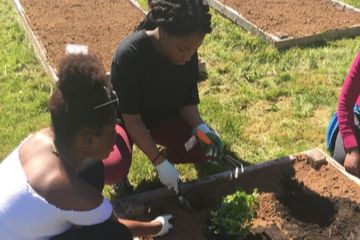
151, 214, 174, 237
195, 123, 224, 161
155, 159, 180, 193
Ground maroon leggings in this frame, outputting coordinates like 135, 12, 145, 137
102, 117, 208, 185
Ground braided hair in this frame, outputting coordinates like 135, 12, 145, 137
136, 0, 212, 36
49, 54, 117, 146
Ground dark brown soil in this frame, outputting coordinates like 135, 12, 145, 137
19, 0, 360, 74
136, 155, 360, 240
20, 0, 144, 72
219, 0, 360, 38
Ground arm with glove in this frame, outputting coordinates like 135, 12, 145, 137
117, 214, 173, 238
180, 105, 224, 161
122, 114, 180, 193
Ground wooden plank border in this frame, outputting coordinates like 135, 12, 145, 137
330, 0, 360, 13
300, 148, 360, 186
114, 148, 360, 217
207, 0, 360, 49
12, 0, 58, 81
128, 0, 147, 15
114, 155, 294, 217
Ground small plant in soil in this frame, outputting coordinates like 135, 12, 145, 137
208, 188, 259, 240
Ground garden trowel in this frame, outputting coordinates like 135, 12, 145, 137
176, 180, 195, 212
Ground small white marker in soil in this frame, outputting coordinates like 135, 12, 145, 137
65, 44, 88, 55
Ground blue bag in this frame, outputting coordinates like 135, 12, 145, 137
326, 105, 360, 154
326, 112, 339, 154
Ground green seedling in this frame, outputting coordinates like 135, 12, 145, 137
209, 188, 259, 239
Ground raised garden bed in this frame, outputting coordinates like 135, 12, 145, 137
115, 149, 360, 239
208, 0, 360, 49
13, 0, 144, 80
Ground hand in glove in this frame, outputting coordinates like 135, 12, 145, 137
195, 123, 224, 161
155, 159, 180, 193
151, 214, 174, 237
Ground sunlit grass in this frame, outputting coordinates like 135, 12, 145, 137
0, 0, 51, 159
196, 9, 359, 164
344, 0, 360, 8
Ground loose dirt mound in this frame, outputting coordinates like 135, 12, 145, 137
275, 167, 360, 239
136, 155, 360, 239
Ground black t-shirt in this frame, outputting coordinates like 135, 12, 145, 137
110, 30, 200, 128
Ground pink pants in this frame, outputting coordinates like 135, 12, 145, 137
102, 117, 208, 185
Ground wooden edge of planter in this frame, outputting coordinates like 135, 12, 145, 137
206, 0, 277, 45
330, 0, 360, 13
207, 0, 360, 49
113, 155, 294, 218
128, 0, 148, 15
11, 0, 58, 82
298, 148, 360, 187
273, 25, 360, 49
114, 148, 360, 218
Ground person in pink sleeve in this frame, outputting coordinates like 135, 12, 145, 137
332, 52, 360, 177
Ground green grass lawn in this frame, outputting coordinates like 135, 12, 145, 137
345, 0, 360, 7
0, 0, 51, 159
1, 0, 360, 193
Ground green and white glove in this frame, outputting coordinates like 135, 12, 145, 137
195, 123, 224, 161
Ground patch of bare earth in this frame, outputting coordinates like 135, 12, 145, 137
20, 0, 144, 71
220, 0, 360, 38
